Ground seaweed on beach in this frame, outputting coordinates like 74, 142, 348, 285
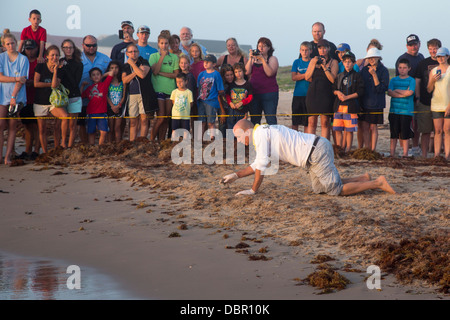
302, 263, 350, 294
349, 148, 383, 161
373, 233, 450, 294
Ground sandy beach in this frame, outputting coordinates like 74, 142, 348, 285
0, 91, 449, 301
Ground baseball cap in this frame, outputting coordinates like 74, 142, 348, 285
23, 39, 37, 49
341, 51, 356, 62
436, 47, 449, 57
336, 43, 351, 52
121, 20, 134, 29
204, 54, 217, 63
406, 34, 420, 45
137, 25, 150, 34
317, 39, 329, 48
364, 47, 382, 59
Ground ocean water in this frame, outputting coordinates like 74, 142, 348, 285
0, 251, 143, 300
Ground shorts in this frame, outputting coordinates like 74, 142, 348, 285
172, 119, 190, 132
87, 113, 109, 134
197, 100, 217, 124
431, 111, 450, 119
359, 107, 384, 124
157, 92, 171, 100
20, 104, 37, 125
67, 97, 82, 114
388, 113, 414, 140
291, 96, 308, 126
332, 105, 358, 132
128, 94, 145, 118
33, 103, 58, 117
307, 137, 343, 196
415, 102, 433, 133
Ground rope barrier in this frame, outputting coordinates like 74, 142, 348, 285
0, 110, 431, 120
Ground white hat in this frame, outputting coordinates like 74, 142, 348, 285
364, 47, 382, 59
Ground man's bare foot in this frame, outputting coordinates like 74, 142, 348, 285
377, 176, 396, 194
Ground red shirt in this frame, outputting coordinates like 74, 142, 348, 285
82, 76, 113, 114
21, 25, 47, 44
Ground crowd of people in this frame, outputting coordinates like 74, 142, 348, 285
0, 10, 449, 166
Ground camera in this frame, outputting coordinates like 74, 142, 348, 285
251, 49, 260, 56
7, 102, 24, 118
316, 55, 325, 65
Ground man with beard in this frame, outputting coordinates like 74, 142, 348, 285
179, 26, 207, 62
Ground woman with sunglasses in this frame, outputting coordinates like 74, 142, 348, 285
122, 43, 158, 141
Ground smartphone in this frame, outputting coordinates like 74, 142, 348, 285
436, 69, 441, 76
119, 30, 124, 40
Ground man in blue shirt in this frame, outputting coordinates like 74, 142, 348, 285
79, 35, 111, 142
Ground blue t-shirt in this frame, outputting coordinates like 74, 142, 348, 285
291, 58, 310, 97
81, 52, 111, 87
197, 70, 224, 109
138, 45, 158, 61
0, 52, 29, 105
388, 76, 416, 116
338, 62, 360, 74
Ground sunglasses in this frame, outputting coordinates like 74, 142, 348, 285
84, 43, 97, 48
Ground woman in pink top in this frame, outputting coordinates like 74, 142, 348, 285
245, 37, 279, 125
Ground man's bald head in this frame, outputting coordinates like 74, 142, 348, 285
233, 119, 254, 146
233, 119, 254, 133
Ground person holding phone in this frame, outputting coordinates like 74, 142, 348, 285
427, 47, 450, 160
110, 21, 136, 65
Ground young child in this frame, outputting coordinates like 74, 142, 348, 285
226, 63, 253, 129
336, 43, 360, 73
179, 55, 197, 133
190, 43, 205, 81
170, 73, 193, 139
19, 9, 46, 63
106, 61, 126, 143
81, 67, 113, 145
332, 51, 364, 152
197, 54, 226, 140
291, 41, 312, 132
387, 58, 416, 157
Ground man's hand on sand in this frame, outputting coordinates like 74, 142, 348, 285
235, 189, 255, 196
220, 173, 238, 184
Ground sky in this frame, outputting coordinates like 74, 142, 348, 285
1, 0, 449, 68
